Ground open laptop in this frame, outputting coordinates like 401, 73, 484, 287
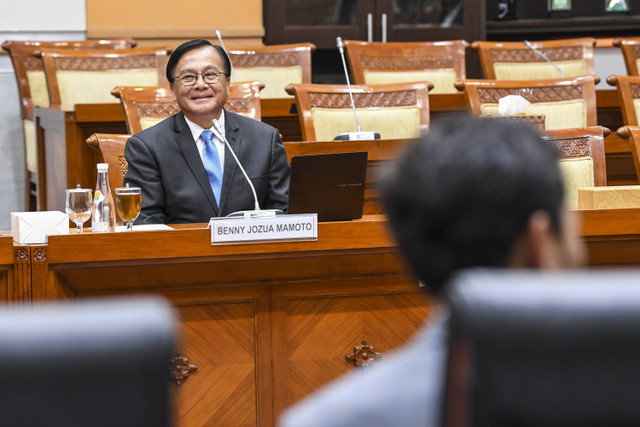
288, 151, 368, 222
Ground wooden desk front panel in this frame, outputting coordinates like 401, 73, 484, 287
0, 237, 14, 302
31, 220, 428, 426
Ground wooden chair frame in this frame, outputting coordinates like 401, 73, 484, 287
37, 47, 170, 108
1, 38, 136, 211
227, 43, 315, 96
111, 81, 265, 134
86, 133, 131, 214
616, 125, 640, 184
543, 126, 609, 187
1, 39, 137, 120
456, 76, 599, 129
607, 74, 640, 126
471, 38, 596, 80
285, 81, 433, 141
342, 39, 468, 90
613, 37, 640, 76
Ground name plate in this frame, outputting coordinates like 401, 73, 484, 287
209, 213, 318, 244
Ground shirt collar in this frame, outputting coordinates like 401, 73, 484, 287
183, 110, 226, 143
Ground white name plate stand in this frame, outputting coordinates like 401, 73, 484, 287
209, 213, 317, 244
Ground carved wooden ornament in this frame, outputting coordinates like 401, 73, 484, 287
170, 353, 198, 386
346, 340, 382, 368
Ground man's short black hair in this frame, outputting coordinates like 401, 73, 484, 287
166, 39, 231, 83
380, 116, 565, 295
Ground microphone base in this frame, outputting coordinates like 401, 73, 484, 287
334, 131, 381, 141
225, 209, 284, 219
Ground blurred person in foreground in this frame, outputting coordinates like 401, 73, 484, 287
124, 39, 290, 224
279, 116, 586, 427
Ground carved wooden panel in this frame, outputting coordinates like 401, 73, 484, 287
226, 98, 253, 114
24, 56, 43, 71
172, 300, 261, 427
477, 85, 585, 104
633, 45, 640, 60
53, 56, 158, 71
230, 52, 300, 68
135, 102, 180, 118
631, 83, 640, 99
118, 156, 128, 176
362, 55, 454, 70
490, 46, 583, 63
277, 284, 431, 409
544, 136, 592, 158
308, 90, 417, 109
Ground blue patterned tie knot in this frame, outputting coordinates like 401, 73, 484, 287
201, 129, 223, 207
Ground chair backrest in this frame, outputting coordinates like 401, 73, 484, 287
285, 81, 432, 141
343, 39, 468, 94
456, 75, 599, 131
613, 37, 640, 76
37, 47, 170, 110
1, 39, 137, 119
111, 81, 265, 134
607, 74, 640, 126
471, 38, 596, 80
543, 126, 608, 209
227, 43, 315, 99
86, 133, 131, 205
616, 125, 640, 184
443, 268, 640, 427
0, 296, 175, 426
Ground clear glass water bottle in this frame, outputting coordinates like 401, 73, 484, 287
91, 163, 116, 232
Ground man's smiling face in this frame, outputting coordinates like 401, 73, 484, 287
170, 45, 230, 128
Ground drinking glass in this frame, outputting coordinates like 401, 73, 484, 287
115, 185, 142, 231
65, 185, 93, 233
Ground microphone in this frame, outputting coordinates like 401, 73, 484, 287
215, 28, 239, 82
210, 120, 280, 218
334, 37, 380, 141
524, 40, 564, 78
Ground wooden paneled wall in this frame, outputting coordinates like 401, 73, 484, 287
86, 0, 264, 49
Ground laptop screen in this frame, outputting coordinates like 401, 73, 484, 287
288, 151, 368, 222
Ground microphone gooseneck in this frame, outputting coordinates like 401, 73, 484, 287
215, 28, 238, 82
211, 119, 261, 211
336, 36, 362, 133
524, 40, 565, 78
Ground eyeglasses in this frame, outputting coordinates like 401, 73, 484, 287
174, 70, 227, 86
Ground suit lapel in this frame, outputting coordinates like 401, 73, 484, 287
173, 113, 219, 216
218, 110, 242, 214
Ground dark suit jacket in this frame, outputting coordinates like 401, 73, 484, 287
124, 110, 290, 224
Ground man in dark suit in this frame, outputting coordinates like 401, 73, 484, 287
124, 39, 290, 224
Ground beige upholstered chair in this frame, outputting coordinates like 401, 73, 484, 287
471, 38, 596, 80
285, 82, 432, 141
111, 81, 265, 134
227, 43, 315, 99
342, 39, 468, 94
456, 76, 599, 131
85, 133, 130, 213
1, 39, 136, 210
613, 37, 640, 76
37, 47, 170, 110
543, 126, 608, 209
607, 75, 640, 126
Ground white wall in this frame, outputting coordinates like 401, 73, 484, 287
0, 0, 86, 231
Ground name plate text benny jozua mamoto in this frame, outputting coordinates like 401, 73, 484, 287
209, 214, 318, 244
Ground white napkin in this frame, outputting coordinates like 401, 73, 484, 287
498, 95, 531, 116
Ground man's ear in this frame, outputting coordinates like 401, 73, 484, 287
510, 210, 557, 269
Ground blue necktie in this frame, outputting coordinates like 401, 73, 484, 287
201, 130, 223, 206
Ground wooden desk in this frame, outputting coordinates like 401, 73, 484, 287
28, 217, 432, 426
3, 207, 640, 424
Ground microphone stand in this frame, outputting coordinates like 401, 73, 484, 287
524, 40, 565, 78
334, 37, 380, 141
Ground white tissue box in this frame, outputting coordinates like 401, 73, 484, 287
11, 211, 69, 244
